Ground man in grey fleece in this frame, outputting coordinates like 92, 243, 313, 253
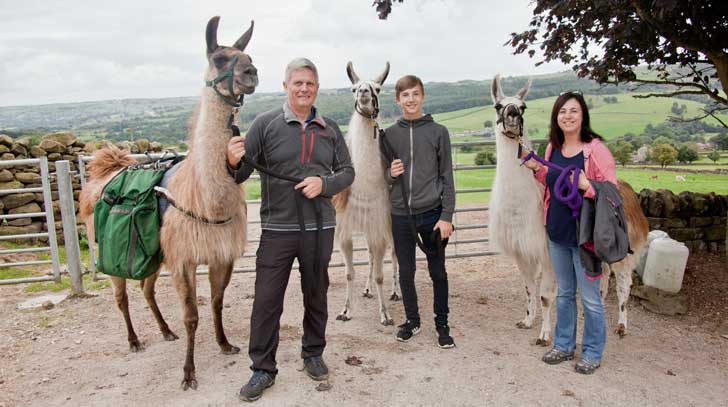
382, 75, 456, 349
227, 58, 354, 402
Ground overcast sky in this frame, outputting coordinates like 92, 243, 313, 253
0, 0, 570, 107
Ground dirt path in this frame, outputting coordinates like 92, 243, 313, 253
1, 252, 727, 407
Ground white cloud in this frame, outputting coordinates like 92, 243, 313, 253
0, 0, 569, 106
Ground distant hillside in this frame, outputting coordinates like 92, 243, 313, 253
0, 70, 702, 145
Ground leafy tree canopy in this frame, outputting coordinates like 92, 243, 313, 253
507, 0, 728, 126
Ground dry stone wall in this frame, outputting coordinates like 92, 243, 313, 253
0, 133, 163, 242
639, 189, 727, 254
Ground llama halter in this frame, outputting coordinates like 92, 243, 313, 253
353, 82, 381, 139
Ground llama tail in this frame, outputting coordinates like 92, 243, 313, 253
86, 144, 137, 181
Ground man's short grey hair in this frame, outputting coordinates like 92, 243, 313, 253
285, 57, 319, 84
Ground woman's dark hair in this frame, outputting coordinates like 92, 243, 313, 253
548, 91, 603, 149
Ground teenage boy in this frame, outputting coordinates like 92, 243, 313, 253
382, 75, 456, 349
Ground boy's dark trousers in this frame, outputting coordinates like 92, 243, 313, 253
248, 229, 334, 373
391, 206, 449, 327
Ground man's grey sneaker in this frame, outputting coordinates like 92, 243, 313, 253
396, 320, 421, 342
542, 348, 574, 365
575, 358, 601, 374
303, 356, 329, 381
436, 325, 455, 349
239, 370, 275, 402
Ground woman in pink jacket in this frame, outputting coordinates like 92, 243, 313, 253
522, 91, 617, 374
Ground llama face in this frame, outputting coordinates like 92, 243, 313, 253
347, 61, 390, 118
205, 17, 259, 98
491, 74, 531, 140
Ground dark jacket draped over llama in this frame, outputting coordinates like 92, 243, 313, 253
228, 103, 354, 231
578, 180, 631, 278
381, 114, 455, 222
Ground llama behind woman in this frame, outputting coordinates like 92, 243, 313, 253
78, 16, 258, 390
334, 61, 400, 326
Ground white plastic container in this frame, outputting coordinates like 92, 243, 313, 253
636, 230, 669, 277
642, 238, 690, 293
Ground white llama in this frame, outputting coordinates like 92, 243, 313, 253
334, 61, 400, 326
488, 75, 556, 345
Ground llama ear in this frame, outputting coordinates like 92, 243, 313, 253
233, 20, 254, 51
346, 61, 360, 84
491, 74, 504, 104
517, 78, 532, 100
374, 61, 390, 86
206, 16, 220, 55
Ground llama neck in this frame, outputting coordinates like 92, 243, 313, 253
188, 88, 233, 184
494, 129, 526, 180
347, 113, 385, 187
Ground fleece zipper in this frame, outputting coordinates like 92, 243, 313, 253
408, 124, 414, 210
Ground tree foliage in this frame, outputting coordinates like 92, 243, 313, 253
707, 149, 722, 163
508, 0, 728, 127
651, 143, 678, 167
677, 145, 699, 164
612, 141, 634, 166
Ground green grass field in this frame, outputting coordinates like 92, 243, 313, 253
432, 93, 725, 139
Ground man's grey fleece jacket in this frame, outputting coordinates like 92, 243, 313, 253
381, 114, 455, 222
228, 104, 354, 231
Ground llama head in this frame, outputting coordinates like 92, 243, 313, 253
490, 74, 531, 140
205, 16, 259, 100
347, 61, 390, 118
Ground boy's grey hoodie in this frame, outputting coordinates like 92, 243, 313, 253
381, 114, 455, 222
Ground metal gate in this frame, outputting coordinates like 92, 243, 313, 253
0, 157, 61, 284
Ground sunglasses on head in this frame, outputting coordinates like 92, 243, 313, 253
559, 90, 584, 96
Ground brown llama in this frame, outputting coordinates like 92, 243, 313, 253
78, 16, 258, 390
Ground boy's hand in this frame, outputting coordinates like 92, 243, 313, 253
434, 220, 453, 239
227, 136, 245, 167
390, 159, 404, 178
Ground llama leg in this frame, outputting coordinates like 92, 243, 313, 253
336, 237, 355, 321
515, 258, 538, 331
174, 262, 199, 390
537, 263, 556, 346
600, 263, 611, 303
389, 247, 401, 301
111, 276, 142, 352
363, 246, 374, 298
142, 271, 179, 341
209, 261, 240, 354
612, 258, 634, 338
369, 239, 393, 325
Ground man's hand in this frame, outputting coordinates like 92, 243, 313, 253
227, 136, 245, 167
295, 176, 323, 199
434, 220, 453, 239
390, 159, 404, 178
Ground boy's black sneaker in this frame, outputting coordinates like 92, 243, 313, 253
396, 320, 421, 342
239, 370, 275, 402
436, 325, 455, 349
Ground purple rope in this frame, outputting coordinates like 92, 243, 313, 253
521, 150, 582, 218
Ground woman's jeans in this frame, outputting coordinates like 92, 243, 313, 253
391, 207, 449, 327
549, 239, 606, 362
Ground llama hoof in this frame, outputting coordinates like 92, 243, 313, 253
616, 324, 627, 338
362, 291, 374, 299
535, 338, 550, 347
129, 340, 144, 352
389, 293, 401, 301
181, 374, 198, 391
220, 343, 241, 355
381, 317, 394, 326
515, 321, 532, 329
163, 331, 180, 341
336, 313, 351, 322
